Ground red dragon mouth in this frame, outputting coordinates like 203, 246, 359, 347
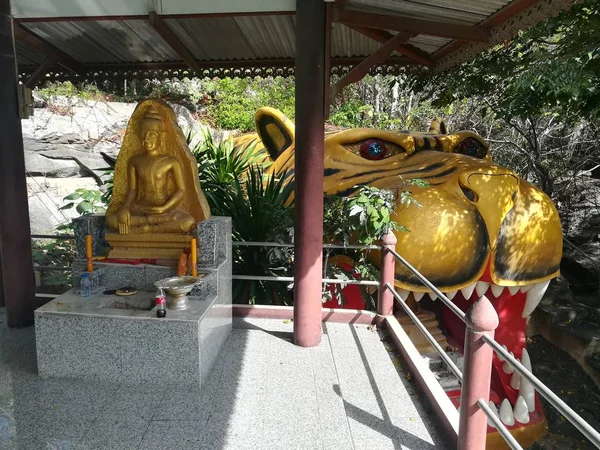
411, 263, 553, 446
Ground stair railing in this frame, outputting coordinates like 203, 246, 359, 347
378, 231, 600, 450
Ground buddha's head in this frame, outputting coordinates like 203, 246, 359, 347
140, 106, 164, 154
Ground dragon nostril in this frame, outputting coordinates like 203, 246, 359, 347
461, 185, 479, 202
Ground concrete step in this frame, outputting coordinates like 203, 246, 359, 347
395, 309, 449, 354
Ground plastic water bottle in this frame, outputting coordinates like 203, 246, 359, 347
80, 273, 92, 298
155, 287, 167, 318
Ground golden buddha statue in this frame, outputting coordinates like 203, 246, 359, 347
105, 99, 211, 259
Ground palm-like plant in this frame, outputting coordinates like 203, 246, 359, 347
221, 166, 295, 305
189, 130, 267, 207
189, 130, 294, 304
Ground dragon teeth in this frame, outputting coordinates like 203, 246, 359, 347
521, 348, 532, 371
508, 286, 520, 296
521, 280, 550, 318
460, 283, 477, 299
499, 399, 515, 426
397, 289, 410, 302
413, 292, 425, 302
496, 344, 509, 362
488, 401, 499, 428
398, 278, 551, 311
520, 284, 533, 293
494, 395, 535, 428
510, 371, 521, 390
475, 281, 490, 297
490, 284, 504, 298
514, 396, 530, 424
502, 352, 515, 374
520, 349, 536, 412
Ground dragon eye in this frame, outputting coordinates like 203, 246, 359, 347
359, 139, 387, 160
454, 137, 488, 159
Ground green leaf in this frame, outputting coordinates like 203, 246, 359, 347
63, 192, 81, 200
76, 201, 93, 214
59, 202, 74, 211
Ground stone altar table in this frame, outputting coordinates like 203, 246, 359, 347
35, 217, 232, 388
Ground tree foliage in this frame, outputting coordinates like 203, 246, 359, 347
409, 0, 600, 121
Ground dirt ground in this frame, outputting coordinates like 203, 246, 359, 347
527, 334, 600, 450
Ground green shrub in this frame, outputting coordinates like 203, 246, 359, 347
208, 77, 295, 131
37, 81, 105, 101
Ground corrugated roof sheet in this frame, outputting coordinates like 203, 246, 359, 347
408, 35, 452, 54
345, 0, 513, 25
234, 15, 296, 59
164, 17, 255, 61
15, 41, 45, 66
14, 0, 552, 75
21, 20, 179, 64
163, 15, 297, 61
331, 23, 381, 58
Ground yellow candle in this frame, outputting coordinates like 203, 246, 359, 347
86, 235, 93, 273
191, 238, 197, 277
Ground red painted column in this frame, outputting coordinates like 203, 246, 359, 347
0, 0, 36, 327
458, 295, 499, 450
376, 232, 397, 324
293, 0, 325, 347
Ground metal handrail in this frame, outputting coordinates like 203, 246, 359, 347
233, 274, 379, 286
233, 241, 379, 250
482, 335, 600, 447
477, 399, 522, 450
388, 283, 463, 382
384, 246, 600, 449
30, 235, 379, 250
386, 247, 466, 322
34, 265, 70, 271
31, 234, 74, 240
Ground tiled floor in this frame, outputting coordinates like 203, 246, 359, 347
0, 309, 447, 449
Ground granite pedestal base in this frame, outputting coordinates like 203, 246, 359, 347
35, 217, 232, 388
105, 232, 194, 259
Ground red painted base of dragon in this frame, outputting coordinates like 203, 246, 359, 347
236, 108, 563, 448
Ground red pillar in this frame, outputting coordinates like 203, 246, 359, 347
0, 0, 36, 327
293, 0, 325, 347
376, 232, 397, 324
458, 295, 499, 450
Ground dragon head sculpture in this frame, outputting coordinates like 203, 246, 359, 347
235, 107, 563, 448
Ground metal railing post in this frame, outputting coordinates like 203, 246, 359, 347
458, 295, 499, 450
377, 232, 397, 323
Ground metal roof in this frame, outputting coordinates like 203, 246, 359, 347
21, 20, 179, 64
12, 0, 579, 84
15, 41, 44, 66
345, 0, 513, 25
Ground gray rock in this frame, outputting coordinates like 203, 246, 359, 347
51, 133, 86, 144
39, 147, 110, 183
25, 149, 81, 178
27, 177, 98, 235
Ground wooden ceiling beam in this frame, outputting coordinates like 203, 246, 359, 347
149, 11, 203, 75
349, 25, 433, 66
433, 0, 541, 60
331, 31, 412, 101
24, 56, 57, 88
332, 6, 489, 43
13, 24, 84, 75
